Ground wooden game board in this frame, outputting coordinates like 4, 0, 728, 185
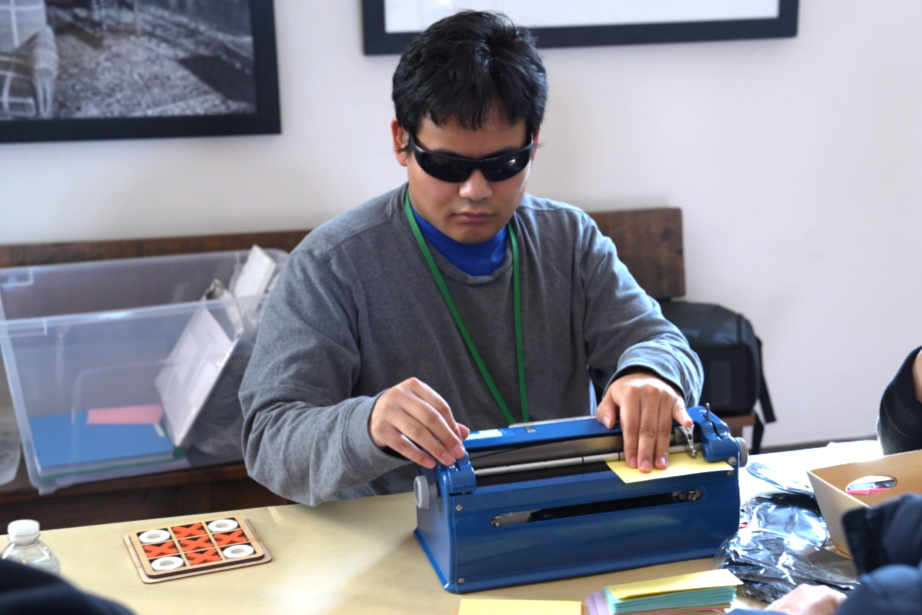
124, 515, 270, 583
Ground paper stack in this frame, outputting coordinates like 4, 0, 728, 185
587, 570, 742, 615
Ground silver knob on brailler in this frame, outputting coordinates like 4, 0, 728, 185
678, 424, 696, 458
414, 475, 433, 509
736, 437, 749, 467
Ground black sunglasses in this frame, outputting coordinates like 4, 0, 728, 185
408, 135, 535, 183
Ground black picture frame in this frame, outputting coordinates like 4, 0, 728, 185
363, 0, 798, 55
0, 0, 280, 145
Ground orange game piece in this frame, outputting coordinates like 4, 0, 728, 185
179, 536, 213, 551
213, 530, 247, 546
171, 523, 205, 538
185, 549, 222, 565
143, 542, 179, 558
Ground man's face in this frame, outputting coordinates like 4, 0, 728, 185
391, 114, 538, 244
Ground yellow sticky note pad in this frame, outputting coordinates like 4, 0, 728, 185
458, 598, 582, 615
607, 452, 732, 483
607, 569, 742, 600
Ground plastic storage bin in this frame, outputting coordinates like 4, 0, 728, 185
0, 249, 287, 494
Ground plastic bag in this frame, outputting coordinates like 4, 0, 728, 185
745, 462, 814, 496
714, 492, 858, 603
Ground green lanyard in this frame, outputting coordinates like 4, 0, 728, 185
403, 192, 529, 425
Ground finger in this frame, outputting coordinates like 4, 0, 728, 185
404, 379, 466, 453
635, 391, 660, 473
458, 424, 471, 440
371, 383, 461, 465
596, 392, 617, 429
654, 394, 675, 469
403, 400, 467, 460
672, 397, 691, 427
617, 388, 640, 469
376, 422, 437, 469
386, 404, 459, 467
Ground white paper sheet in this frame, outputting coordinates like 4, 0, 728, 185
384, 0, 780, 33
155, 305, 240, 447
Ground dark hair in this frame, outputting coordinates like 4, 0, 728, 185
392, 11, 548, 143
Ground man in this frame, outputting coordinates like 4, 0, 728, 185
239, 11, 702, 505
878, 346, 922, 455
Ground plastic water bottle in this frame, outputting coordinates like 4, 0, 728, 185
1, 519, 61, 575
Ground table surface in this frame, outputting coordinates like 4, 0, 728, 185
28, 442, 884, 615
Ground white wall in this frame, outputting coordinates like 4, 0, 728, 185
0, 1, 920, 448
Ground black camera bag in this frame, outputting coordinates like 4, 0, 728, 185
659, 301, 776, 453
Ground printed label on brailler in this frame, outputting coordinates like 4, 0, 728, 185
466, 429, 504, 441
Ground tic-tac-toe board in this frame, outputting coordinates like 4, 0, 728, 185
124, 516, 271, 583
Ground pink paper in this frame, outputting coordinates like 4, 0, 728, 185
587, 592, 608, 615
86, 404, 164, 425
630, 609, 728, 615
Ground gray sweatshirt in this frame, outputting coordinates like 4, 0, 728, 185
239, 186, 703, 505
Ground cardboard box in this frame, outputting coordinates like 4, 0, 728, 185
807, 449, 922, 555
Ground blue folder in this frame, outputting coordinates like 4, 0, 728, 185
29, 411, 176, 477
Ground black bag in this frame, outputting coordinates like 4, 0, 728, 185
659, 301, 776, 453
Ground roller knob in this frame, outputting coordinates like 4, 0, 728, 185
735, 437, 749, 467
414, 475, 432, 509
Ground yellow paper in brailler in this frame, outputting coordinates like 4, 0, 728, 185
457, 598, 582, 615
607, 569, 742, 600
607, 452, 733, 483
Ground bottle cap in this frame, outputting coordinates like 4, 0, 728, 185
7, 519, 40, 545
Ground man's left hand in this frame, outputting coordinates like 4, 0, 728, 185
596, 371, 690, 473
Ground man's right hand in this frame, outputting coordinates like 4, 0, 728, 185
369, 377, 470, 468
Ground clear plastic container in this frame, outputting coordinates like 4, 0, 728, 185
0, 405, 20, 485
0, 249, 288, 494
1, 519, 61, 575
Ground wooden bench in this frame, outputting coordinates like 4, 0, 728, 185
0, 208, 751, 529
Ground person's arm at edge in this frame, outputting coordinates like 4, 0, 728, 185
878, 346, 922, 455
915, 347, 922, 404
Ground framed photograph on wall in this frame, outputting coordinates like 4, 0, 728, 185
363, 0, 799, 55
0, 0, 280, 144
